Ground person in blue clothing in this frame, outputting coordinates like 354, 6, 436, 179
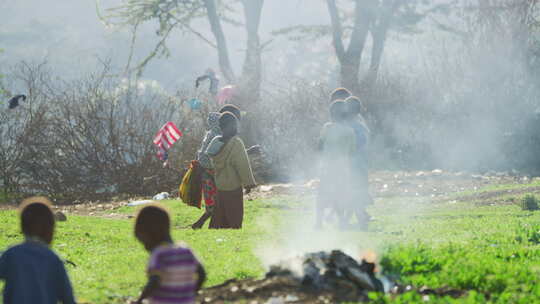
0, 197, 76, 304
345, 96, 373, 229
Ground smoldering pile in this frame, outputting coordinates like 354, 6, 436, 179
198, 250, 383, 304
198, 250, 468, 304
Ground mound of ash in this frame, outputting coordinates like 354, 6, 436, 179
198, 250, 467, 304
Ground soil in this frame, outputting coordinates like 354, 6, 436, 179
3, 170, 536, 218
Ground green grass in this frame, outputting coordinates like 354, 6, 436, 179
1, 194, 540, 303
450, 179, 540, 198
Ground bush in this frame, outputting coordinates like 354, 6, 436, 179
520, 194, 539, 211
0, 62, 193, 202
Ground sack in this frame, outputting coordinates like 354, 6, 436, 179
179, 160, 203, 208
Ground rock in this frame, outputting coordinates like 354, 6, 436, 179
55, 211, 67, 222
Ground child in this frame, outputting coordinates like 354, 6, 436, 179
345, 96, 372, 229
132, 205, 206, 304
329, 87, 352, 103
316, 100, 357, 229
0, 197, 76, 304
206, 112, 256, 229
191, 105, 242, 229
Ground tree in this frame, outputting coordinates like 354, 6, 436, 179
99, 0, 265, 102
277, 0, 451, 94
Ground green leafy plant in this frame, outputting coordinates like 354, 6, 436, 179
520, 194, 539, 211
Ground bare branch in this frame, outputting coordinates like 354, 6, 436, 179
326, 0, 346, 62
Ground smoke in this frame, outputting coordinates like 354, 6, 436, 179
3, 0, 540, 267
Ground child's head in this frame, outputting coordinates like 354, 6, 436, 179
219, 104, 241, 121
219, 111, 238, 138
20, 197, 55, 245
134, 205, 171, 251
330, 100, 347, 122
330, 88, 352, 103
345, 96, 366, 117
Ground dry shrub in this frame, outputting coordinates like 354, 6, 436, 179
0, 62, 202, 202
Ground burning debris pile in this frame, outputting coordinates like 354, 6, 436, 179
198, 250, 467, 304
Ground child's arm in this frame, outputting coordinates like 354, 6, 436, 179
132, 275, 161, 304
196, 264, 206, 291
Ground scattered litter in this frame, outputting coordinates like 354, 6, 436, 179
196, 68, 219, 95
8, 94, 26, 109
260, 185, 273, 192
54, 211, 67, 222
217, 85, 235, 104
153, 192, 170, 200
127, 200, 153, 207
186, 98, 202, 110
266, 297, 284, 304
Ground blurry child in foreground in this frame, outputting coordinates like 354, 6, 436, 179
192, 104, 242, 229
0, 197, 76, 304
316, 100, 357, 229
206, 112, 256, 229
345, 96, 373, 229
132, 205, 206, 304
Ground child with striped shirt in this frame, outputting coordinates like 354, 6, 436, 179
132, 205, 206, 304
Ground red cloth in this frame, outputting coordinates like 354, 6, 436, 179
153, 122, 182, 160
201, 169, 217, 207
217, 85, 235, 105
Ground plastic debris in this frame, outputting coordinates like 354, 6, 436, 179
127, 200, 154, 207
187, 98, 202, 110
153, 192, 170, 200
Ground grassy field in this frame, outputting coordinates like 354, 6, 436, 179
1, 189, 540, 303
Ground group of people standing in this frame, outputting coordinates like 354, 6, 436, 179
317, 88, 372, 230
0, 88, 372, 304
190, 87, 372, 231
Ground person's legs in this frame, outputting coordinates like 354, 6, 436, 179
353, 171, 371, 230
209, 197, 226, 229
222, 188, 243, 229
192, 170, 217, 229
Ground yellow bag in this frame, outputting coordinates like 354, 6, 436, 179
179, 160, 202, 208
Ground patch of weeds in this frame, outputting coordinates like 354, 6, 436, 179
520, 194, 539, 211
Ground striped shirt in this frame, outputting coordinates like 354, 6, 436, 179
147, 244, 200, 304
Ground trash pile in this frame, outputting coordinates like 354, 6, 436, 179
198, 250, 467, 304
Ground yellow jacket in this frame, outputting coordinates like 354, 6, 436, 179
210, 136, 256, 191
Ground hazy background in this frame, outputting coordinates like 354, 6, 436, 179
2, 0, 540, 202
